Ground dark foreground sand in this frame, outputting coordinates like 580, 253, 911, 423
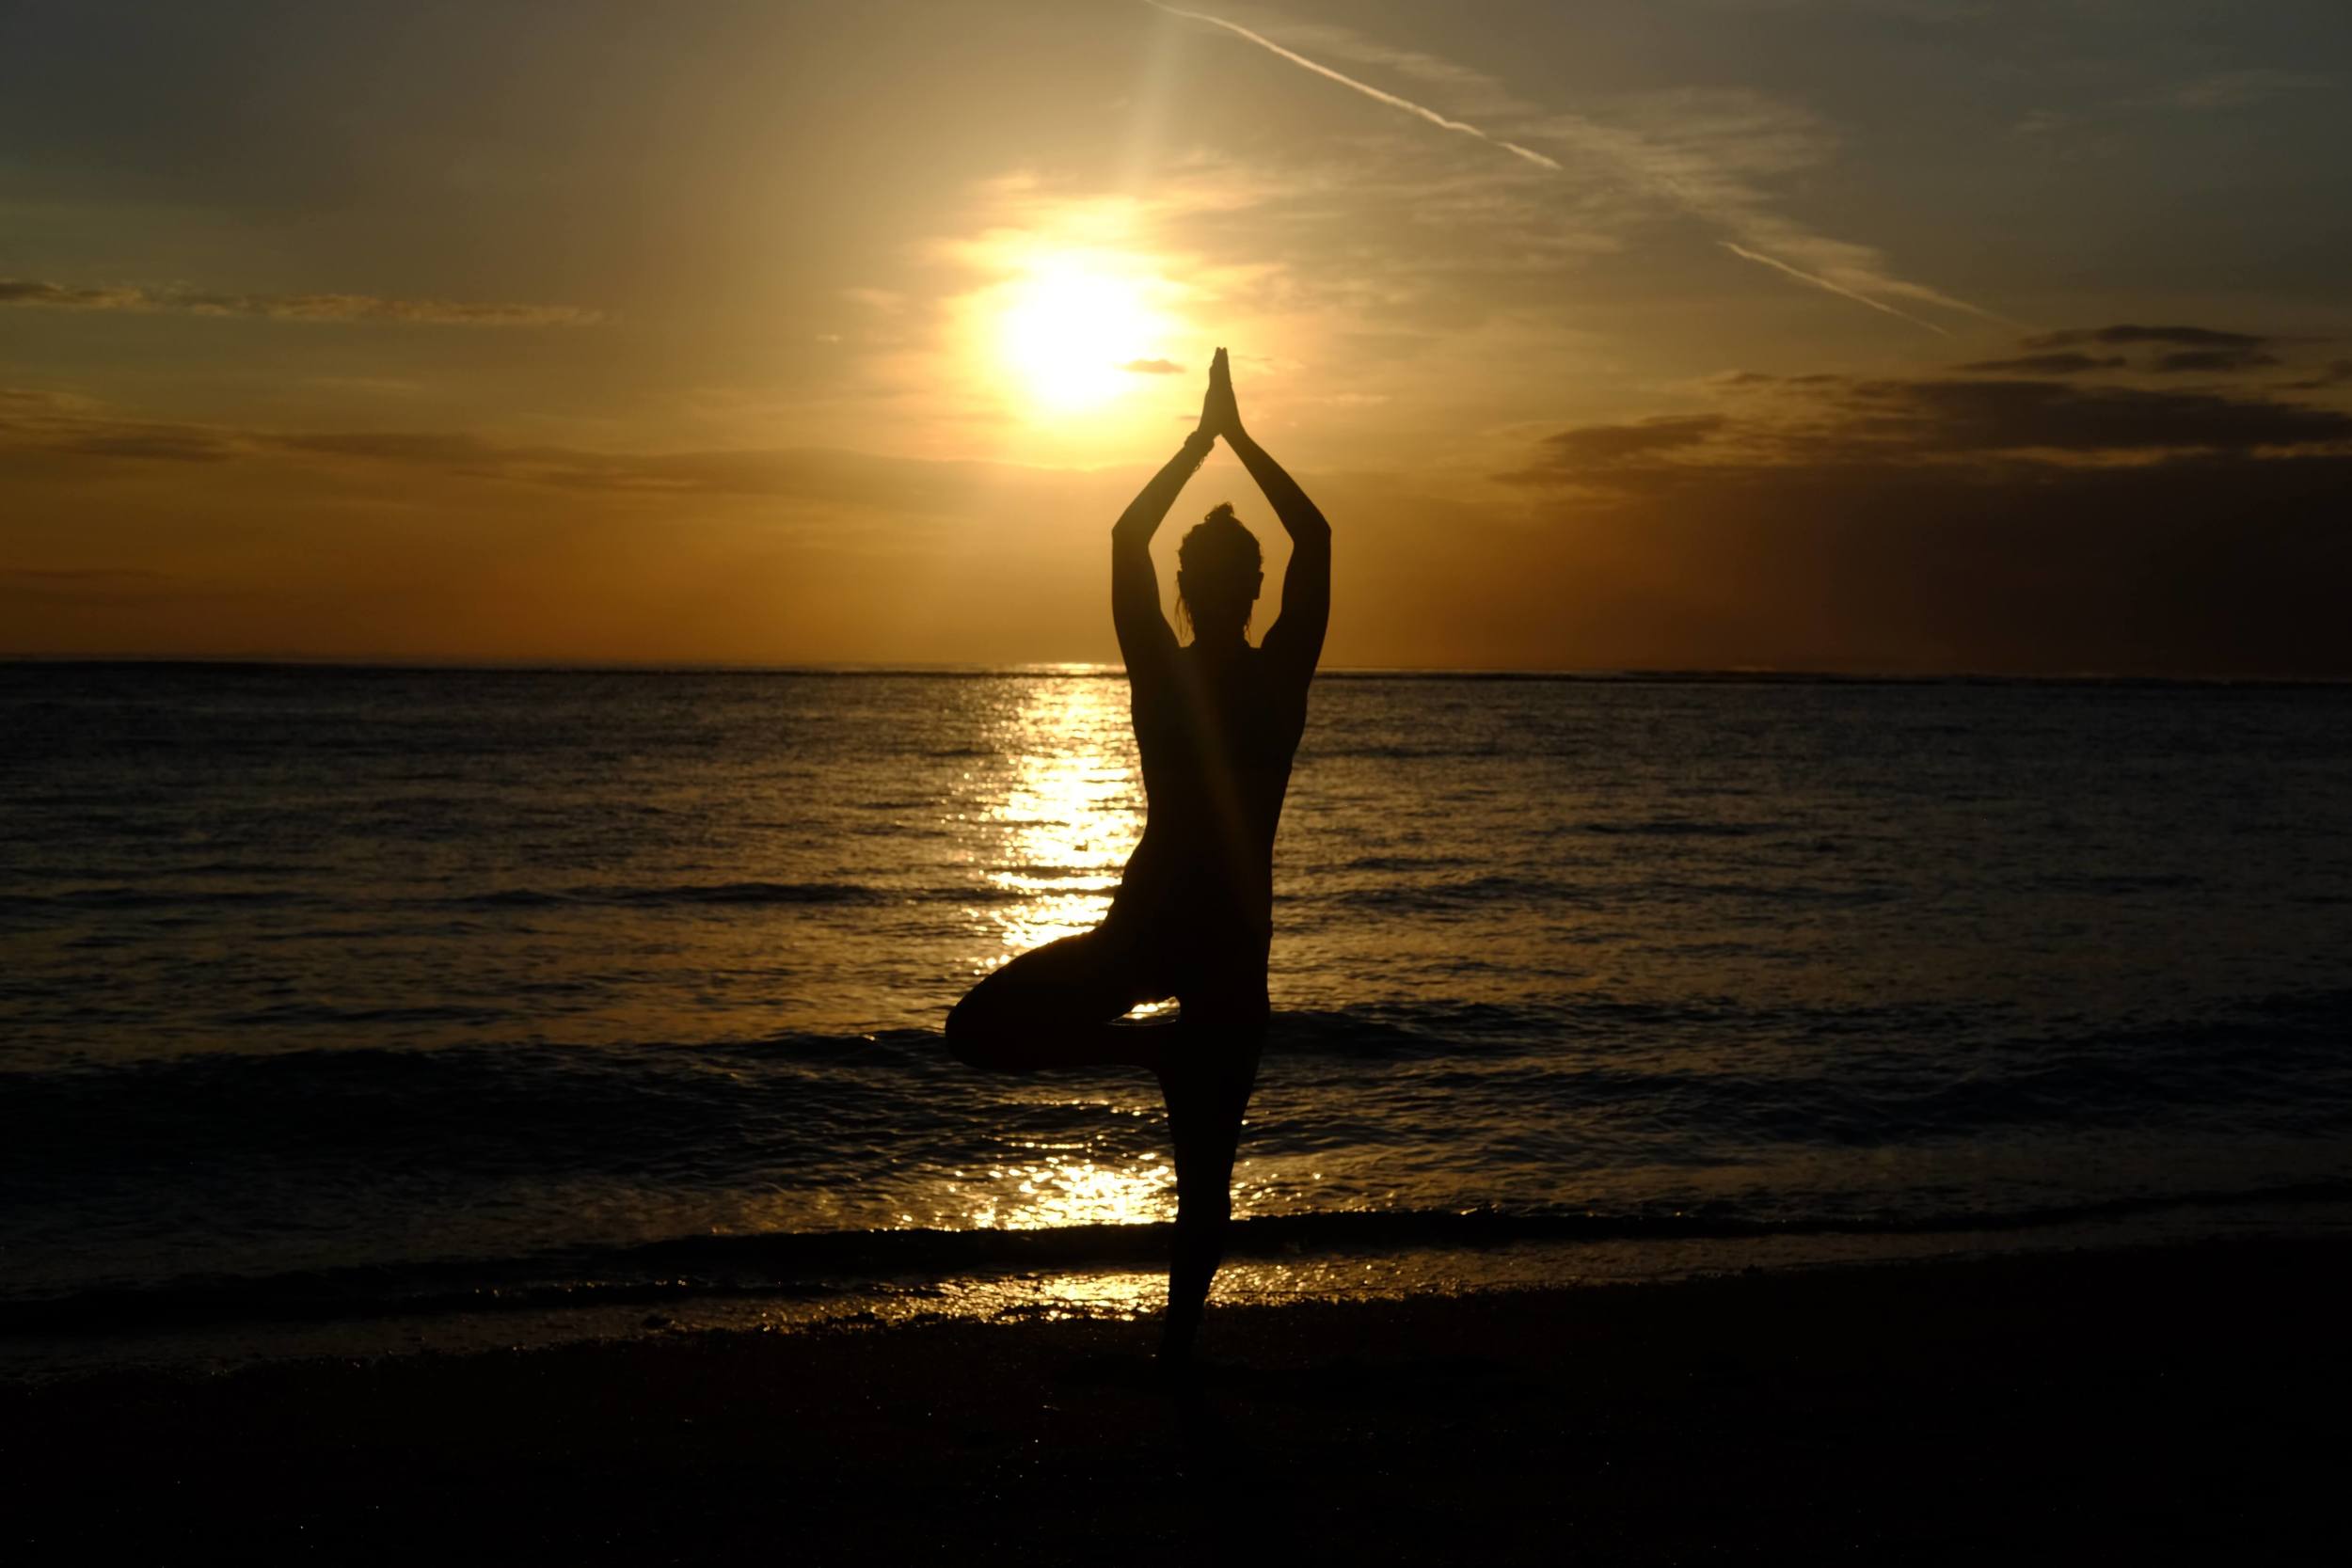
6, 1238, 2344, 1564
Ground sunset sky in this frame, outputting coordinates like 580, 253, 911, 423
5, 0, 2348, 673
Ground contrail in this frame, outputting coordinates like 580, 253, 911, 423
1146, 3, 1564, 171
1148, 2, 1993, 331
1720, 244, 1950, 337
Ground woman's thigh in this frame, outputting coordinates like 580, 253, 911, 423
946, 927, 1163, 1042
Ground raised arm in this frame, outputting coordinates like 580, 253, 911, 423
1206, 352, 1329, 681
1112, 426, 1215, 672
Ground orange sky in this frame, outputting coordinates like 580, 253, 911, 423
5, 1, 2349, 673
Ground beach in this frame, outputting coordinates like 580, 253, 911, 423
8, 1237, 2341, 1563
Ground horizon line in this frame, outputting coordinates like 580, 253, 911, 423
5, 653, 2349, 687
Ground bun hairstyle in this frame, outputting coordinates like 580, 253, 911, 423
1176, 502, 1263, 636
1178, 502, 1262, 578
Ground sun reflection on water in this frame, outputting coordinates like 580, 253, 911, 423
955, 1143, 1176, 1231
970, 678, 1143, 960
938, 680, 1194, 1233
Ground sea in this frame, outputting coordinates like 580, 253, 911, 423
5, 661, 2350, 1371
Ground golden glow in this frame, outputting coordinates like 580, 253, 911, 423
984, 250, 1181, 414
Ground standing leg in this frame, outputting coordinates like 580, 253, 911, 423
1155, 988, 1265, 1368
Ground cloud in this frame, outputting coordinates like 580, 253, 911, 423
1117, 357, 1184, 374
1230, 15, 1532, 118
2152, 348, 2281, 374
269, 431, 919, 499
2009, 68, 2326, 158
1957, 353, 2125, 375
1956, 325, 2313, 377
2286, 359, 2352, 391
0, 278, 601, 326
2165, 70, 2326, 112
1719, 242, 1950, 335
0, 566, 175, 583
0, 281, 147, 310
1581, 453, 2351, 675
1519, 415, 1728, 474
1145, 4, 2000, 332
1853, 377, 2348, 453
1505, 347, 2352, 489
0, 393, 1092, 516
0, 566, 206, 608
2022, 325, 2269, 351
272, 432, 503, 466
0, 390, 246, 462
1491, 356, 2352, 675
1143, 4, 1564, 171
49, 430, 237, 461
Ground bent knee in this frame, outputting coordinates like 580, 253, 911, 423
944, 994, 1014, 1069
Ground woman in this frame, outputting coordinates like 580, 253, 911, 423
946, 347, 1330, 1366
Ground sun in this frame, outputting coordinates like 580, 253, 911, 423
991, 252, 1177, 413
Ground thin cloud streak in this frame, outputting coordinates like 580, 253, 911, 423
1150, 3, 2001, 331
1145, 3, 1565, 170
0, 279, 601, 327
1720, 243, 1950, 335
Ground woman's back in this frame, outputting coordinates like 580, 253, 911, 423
1120, 642, 1310, 934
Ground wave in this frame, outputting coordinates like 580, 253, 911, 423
1318, 874, 1570, 911
0, 886, 319, 914
9, 991, 2348, 1212
10, 1181, 2349, 1338
0, 879, 1030, 922
449, 880, 891, 909
209, 1001, 517, 1029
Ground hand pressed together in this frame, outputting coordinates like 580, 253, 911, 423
1197, 345, 1244, 442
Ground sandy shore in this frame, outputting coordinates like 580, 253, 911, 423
6, 1236, 2342, 1563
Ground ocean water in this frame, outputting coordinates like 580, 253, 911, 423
5, 662, 2350, 1361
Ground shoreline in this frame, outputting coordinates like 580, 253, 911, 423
10, 1196, 2347, 1380
8, 1235, 2341, 1561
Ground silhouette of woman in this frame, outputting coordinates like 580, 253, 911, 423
946, 347, 1329, 1366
